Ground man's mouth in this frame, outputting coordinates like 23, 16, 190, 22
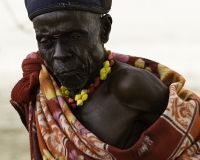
54, 69, 89, 90
54, 67, 85, 77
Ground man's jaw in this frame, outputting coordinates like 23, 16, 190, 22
56, 71, 89, 91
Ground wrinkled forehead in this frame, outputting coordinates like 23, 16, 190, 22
33, 10, 101, 34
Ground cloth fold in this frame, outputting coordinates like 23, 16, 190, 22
11, 51, 44, 104
10, 51, 200, 160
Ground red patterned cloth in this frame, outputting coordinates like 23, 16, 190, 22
11, 51, 200, 160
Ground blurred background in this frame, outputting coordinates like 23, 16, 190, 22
0, 0, 200, 159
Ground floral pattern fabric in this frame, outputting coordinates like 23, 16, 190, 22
35, 65, 115, 160
10, 51, 200, 160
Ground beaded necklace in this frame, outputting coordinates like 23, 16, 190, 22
60, 50, 114, 108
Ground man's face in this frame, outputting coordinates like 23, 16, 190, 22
33, 11, 105, 90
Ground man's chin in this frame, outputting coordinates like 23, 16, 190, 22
59, 77, 88, 90
61, 82, 86, 90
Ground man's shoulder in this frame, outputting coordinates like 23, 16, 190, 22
108, 60, 169, 111
110, 60, 159, 94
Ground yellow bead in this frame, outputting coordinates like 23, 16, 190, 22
105, 67, 111, 74
61, 91, 67, 97
75, 94, 82, 101
77, 100, 83, 106
103, 60, 110, 68
64, 90, 70, 96
100, 73, 107, 80
81, 89, 88, 95
82, 94, 88, 101
100, 68, 106, 74
60, 86, 66, 92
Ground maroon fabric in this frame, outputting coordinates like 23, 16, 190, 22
10, 51, 200, 160
11, 51, 44, 105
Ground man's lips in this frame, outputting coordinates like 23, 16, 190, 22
54, 68, 84, 77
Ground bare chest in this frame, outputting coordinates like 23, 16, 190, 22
71, 82, 144, 149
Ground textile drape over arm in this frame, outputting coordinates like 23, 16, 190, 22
10, 51, 200, 160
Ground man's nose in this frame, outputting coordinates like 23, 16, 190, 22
53, 40, 72, 60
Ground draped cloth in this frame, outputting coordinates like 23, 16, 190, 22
11, 51, 200, 160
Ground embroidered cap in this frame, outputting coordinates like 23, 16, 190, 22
25, 0, 112, 20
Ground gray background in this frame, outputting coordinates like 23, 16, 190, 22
0, 1, 200, 159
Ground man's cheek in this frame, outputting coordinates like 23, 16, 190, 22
42, 55, 54, 73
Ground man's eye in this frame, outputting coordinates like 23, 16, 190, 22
62, 33, 81, 41
39, 38, 53, 45
68, 35, 80, 40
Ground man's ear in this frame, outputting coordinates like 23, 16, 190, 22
101, 14, 112, 43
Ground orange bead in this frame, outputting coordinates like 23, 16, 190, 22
88, 87, 95, 93
94, 77, 100, 82
110, 59, 115, 66
94, 80, 100, 87
70, 103, 76, 109
67, 97, 74, 103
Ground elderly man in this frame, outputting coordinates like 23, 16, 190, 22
11, 0, 200, 160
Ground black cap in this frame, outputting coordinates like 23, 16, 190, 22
25, 0, 112, 20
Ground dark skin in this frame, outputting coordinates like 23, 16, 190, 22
33, 10, 169, 149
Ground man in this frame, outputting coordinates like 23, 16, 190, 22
11, 0, 200, 160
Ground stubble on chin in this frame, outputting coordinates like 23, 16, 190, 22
57, 71, 89, 90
